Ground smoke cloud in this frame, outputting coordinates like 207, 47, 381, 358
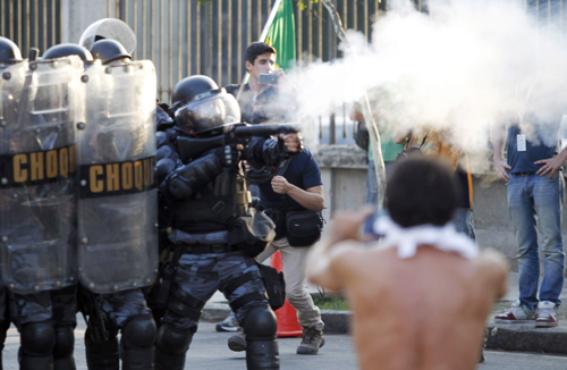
277, 0, 567, 172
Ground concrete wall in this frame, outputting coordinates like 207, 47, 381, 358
314, 144, 567, 272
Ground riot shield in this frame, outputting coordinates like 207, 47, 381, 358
0, 57, 83, 293
78, 60, 158, 294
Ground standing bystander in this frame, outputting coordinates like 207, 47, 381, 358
493, 119, 566, 327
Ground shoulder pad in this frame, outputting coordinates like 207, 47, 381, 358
156, 104, 174, 131
156, 130, 171, 148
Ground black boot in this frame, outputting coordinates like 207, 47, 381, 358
154, 350, 186, 370
20, 355, 54, 370
54, 357, 76, 370
54, 325, 76, 370
85, 330, 119, 370
122, 347, 154, 370
154, 324, 192, 370
246, 340, 279, 370
0, 319, 8, 370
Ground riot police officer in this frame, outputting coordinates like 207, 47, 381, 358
77, 39, 157, 370
153, 75, 300, 370
0, 35, 23, 370
0, 42, 87, 370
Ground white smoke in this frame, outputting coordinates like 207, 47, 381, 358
277, 0, 567, 171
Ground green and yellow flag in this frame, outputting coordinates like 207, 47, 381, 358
262, 0, 296, 71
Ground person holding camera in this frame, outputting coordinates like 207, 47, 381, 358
223, 42, 326, 356
225, 42, 284, 125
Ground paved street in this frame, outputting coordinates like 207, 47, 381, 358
2, 321, 567, 369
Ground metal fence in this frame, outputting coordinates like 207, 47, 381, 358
0, 0, 62, 56
113, 0, 389, 102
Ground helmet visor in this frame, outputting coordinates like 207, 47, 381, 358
175, 91, 241, 135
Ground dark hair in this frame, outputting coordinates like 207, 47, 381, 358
245, 42, 276, 64
385, 155, 459, 228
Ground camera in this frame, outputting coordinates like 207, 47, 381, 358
258, 73, 279, 85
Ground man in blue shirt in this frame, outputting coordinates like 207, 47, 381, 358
493, 120, 567, 327
223, 42, 326, 355
251, 147, 326, 355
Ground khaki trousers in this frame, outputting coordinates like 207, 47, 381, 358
256, 238, 324, 331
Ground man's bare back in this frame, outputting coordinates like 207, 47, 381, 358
329, 244, 506, 370
308, 157, 508, 370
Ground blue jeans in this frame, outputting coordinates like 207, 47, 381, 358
453, 208, 476, 240
507, 174, 565, 310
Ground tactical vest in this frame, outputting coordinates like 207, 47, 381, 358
170, 165, 252, 234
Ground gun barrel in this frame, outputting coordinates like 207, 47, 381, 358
232, 124, 299, 137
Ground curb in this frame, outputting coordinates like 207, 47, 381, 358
202, 304, 567, 355
485, 323, 567, 355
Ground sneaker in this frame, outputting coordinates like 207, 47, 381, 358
227, 330, 247, 352
215, 312, 240, 332
535, 301, 558, 328
494, 302, 535, 325
296, 326, 325, 355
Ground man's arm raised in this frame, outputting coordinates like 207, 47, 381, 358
306, 209, 373, 292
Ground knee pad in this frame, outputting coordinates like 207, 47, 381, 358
53, 325, 74, 358
20, 321, 55, 355
156, 323, 194, 355
241, 306, 276, 341
122, 316, 156, 349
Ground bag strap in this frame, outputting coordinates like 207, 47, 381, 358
275, 158, 291, 177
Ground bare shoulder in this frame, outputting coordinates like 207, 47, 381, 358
474, 248, 509, 296
326, 241, 375, 274
475, 248, 509, 272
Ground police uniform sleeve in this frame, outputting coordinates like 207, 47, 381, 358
162, 150, 225, 199
155, 130, 179, 184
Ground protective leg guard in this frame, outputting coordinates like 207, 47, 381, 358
53, 325, 76, 370
246, 340, 280, 370
85, 327, 119, 370
154, 323, 195, 370
19, 321, 55, 370
241, 306, 279, 370
121, 316, 156, 370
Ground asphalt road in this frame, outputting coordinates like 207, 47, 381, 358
2, 322, 567, 369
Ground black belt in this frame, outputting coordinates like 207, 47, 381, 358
184, 243, 239, 254
512, 172, 535, 176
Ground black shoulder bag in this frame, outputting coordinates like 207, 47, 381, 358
277, 160, 324, 247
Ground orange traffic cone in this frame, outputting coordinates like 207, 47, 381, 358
271, 251, 303, 338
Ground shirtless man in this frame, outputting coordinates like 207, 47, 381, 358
307, 156, 508, 370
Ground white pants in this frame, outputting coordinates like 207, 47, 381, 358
256, 238, 324, 331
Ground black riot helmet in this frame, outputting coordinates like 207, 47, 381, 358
0, 37, 23, 64
172, 75, 241, 136
42, 43, 94, 63
90, 39, 131, 65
